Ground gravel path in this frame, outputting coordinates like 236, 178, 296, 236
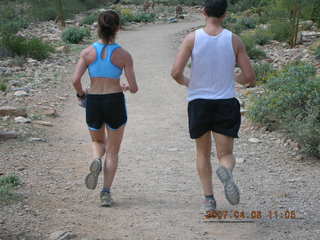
1, 18, 320, 240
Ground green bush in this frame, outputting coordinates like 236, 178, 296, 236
230, 0, 270, 12
311, 1, 320, 26
315, 47, 320, 60
1, 35, 54, 60
81, 12, 98, 25
0, 19, 29, 35
248, 62, 320, 157
253, 62, 275, 84
227, 21, 246, 35
62, 27, 91, 44
0, 174, 21, 204
0, 4, 29, 34
254, 28, 274, 45
241, 32, 266, 60
0, 80, 7, 92
239, 17, 257, 29
270, 20, 291, 42
133, 12, 156, 23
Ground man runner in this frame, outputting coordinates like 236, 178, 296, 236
171, 0, 255, 213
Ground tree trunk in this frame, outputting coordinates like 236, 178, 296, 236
56, 0, 65, 27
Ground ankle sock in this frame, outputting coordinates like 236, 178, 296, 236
205, 195, 215, 201
101, 187, 110, 193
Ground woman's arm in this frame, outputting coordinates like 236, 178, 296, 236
72, 49, 88, 96
123, 51, 138, 94
171, 32, 195, 87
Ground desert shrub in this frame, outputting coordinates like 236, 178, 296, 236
62, 27, 91, 44
0, 80, 7, 92
0, 4, 29, 34
241, 32, 266, 60
0, 174, 21, 203
254, 28, 274, 45
118, 8, 156, 25
311, 1, 320, 26
133, 12, 156, 23
119, 8, 136, 24
227, 21, 246, 35
270, 20, 291, 42
1, 35, 54, 60
248, 62, 320, 157
253, 62, 275, 84
230, 0, 270, 12
239, 17, 257, 29
28, 0, 109, 22
0, 19, 29, 35
315, 47, 320, 60
81, 12, 98, 25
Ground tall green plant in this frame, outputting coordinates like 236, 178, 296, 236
56, 0, 66, 27
276, 0, 316, 48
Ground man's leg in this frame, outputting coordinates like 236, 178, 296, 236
212, 131, 240, 205
195, 131, 213, 196
212, 132, 235, 171
195, 131, 217, 212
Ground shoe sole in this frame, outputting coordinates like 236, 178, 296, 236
85, 159, 102, 190
101, 201, 113, 207
216, 166, 240, 205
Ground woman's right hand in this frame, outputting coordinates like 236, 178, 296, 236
121, 83, 130, 92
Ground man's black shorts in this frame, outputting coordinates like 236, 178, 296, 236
86, 92, 127, 131
188, 98, 241, 139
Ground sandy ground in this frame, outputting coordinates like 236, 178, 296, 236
1, 18, 320, 240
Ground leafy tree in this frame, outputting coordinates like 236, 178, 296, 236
277, 0, 316, 48
56, 0, 65, 27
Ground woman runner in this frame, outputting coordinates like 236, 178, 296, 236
72, 10, 138, 207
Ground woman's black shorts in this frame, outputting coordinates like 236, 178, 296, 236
86, 92, 127, 131
188, 98, 241, 139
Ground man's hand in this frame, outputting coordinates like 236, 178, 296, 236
171, 32, 195, 86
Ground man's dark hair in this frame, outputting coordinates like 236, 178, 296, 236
204, 0, 228, 18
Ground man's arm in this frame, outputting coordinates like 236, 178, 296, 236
233, 34, 256, 87
171, 32, 195, 87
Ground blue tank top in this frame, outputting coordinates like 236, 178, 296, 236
88, 42, 123, 79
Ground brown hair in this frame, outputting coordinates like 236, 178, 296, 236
98, 10, 120, 43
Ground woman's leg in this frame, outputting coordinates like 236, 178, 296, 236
103, 125, 125, 189
89, 124, 107, 159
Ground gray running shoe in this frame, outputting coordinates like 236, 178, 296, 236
85, 158, 102, 190
203, 198, 217, 213
100, 191, 113, 207
216, 166, 240, 205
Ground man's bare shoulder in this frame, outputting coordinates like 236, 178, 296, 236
185, 31, 196, 43
232, 34, 245, 53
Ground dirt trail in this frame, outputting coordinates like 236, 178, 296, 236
38, 20, 257, 239
2, 18, 320, 240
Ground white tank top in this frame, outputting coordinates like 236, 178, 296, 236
188, 28, 236, 102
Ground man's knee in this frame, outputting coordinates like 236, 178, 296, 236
217, 151, 233, 160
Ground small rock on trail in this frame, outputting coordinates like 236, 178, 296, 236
49, 231, 76, 240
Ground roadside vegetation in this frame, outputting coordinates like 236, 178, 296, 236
0, 0, 319, 156
0, 174, 22, 205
